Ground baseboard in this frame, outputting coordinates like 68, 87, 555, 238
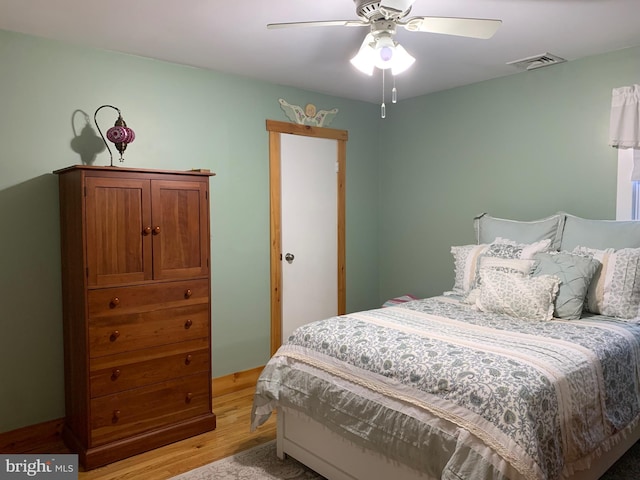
0, 365, 265, 454
0, 417, 65, 454
212, 365, 264, 397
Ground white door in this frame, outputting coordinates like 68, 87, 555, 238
280, 133, 338, 341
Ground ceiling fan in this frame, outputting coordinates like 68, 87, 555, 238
269, 0, 501, 117
268, 0, 501, 40
268, 0, 502, 75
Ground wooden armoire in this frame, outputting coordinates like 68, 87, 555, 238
54, 165, 217, 469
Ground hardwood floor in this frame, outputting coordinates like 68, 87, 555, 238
37, 387, 276, 480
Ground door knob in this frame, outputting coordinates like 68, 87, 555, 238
284, 253, 295, 264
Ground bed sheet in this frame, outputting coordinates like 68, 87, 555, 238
252, 297, 640, 480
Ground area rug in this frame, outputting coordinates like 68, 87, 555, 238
171, 439, 640, 480
169, 440, 324, 480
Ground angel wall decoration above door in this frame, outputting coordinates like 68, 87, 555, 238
278, 98, 339, 127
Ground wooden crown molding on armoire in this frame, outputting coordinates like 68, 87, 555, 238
54, 164, 216, 469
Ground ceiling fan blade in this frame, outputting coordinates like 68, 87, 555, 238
267, 20, 367, 29
401, 16, 502, 39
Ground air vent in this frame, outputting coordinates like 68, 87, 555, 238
507, 53, 567, 71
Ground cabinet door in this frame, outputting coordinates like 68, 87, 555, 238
86, 177, 153, 287
151, 180, 210, 280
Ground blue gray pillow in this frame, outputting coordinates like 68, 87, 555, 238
559, 213, 640, 251
473, 213, 564, 251
532, 252, 601, 320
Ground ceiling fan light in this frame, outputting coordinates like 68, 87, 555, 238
372, 35, 396, 70
379, 46, 393, 62
390, 43, 415, 75
350, 35, 376, 75
350, 32, 415, 76
350, 50, 375, 75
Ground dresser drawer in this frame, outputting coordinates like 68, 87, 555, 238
89, 304, 208, 357
90, 372, 211, 447
88, 279, 209, 317
90, 338, 210, 397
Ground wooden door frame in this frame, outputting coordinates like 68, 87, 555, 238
267, 119, 347, 355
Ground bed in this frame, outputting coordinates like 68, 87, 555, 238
251, 212, 640, 480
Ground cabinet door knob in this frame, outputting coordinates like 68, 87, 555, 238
111, 369, 121, 380
109, 297, 120, 308
184, 289, 193, 299
112, 410, 121, 423
152, 226, 161, 235
184, 319, 193, 329
185, 392, 193, 403
143, 226, 152, 235
185, 354, 193, 365
110, 330, 120, 342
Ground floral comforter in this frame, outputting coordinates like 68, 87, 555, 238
251, 297, 640, 480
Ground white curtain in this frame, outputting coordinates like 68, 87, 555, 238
609, 84, 640, 149
633, 148, 640, 182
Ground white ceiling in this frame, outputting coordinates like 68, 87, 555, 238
0, 0, 639, 104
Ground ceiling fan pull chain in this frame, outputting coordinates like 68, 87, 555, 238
381, 70, 386, 119
268, 1, 502, 104
392, 76, 397, 104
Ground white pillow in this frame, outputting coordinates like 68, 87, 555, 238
464, 257, 537, 305
573, 246, 640, 319
451, 244, 489, 295
451, 238, 549, 297
490, 237, 552, 259
476, 269, 560, 321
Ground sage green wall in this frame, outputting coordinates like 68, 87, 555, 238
0, 29, 381, 432
378, 46, 640, 301
2, 26, 638, 433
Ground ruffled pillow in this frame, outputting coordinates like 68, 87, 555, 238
476, 269, 560, 321
464, 257, 537, 305
450, 244, 489, 295
450, 238, 549, 297
573, 246, 640, 319
488, 237, 552, 259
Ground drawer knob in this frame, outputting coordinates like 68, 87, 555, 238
184, 319, 193, 329
143, 226, 152, 236
109, 297, 120, 308
112, 410, 121, 423
153, 226, 161, 235
110, 330, 120, 342
185, 392, 193, 403
111, 369, 121, 380
185, 354, 193, 365
184, 289, 193, 299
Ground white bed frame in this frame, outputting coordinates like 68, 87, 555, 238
276, 407, 640, 480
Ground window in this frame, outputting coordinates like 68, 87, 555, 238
616, 148, 640, 220
634, 177, 640, 220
